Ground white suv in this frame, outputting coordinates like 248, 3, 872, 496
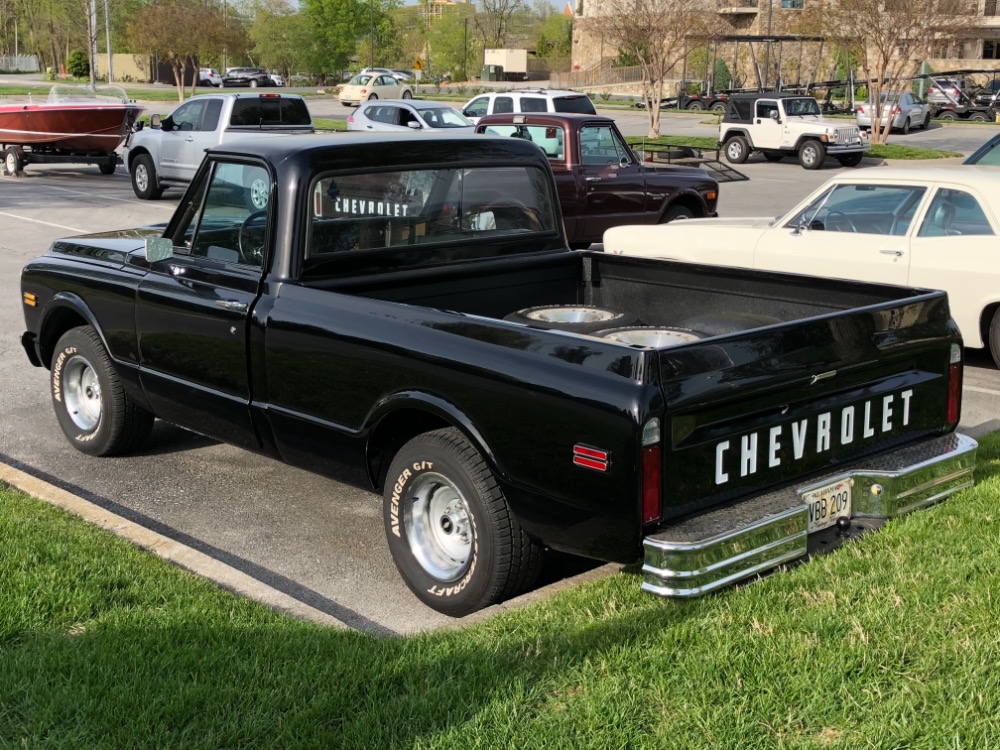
461, 89, 596, 124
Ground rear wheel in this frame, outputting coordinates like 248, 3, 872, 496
687, 101, 704, 111
402, 90, 413, 99
368, 93, 379, 101
98, 162, 116, 175
249, 79, 258, 88
798, 140, 826, 170
901, 117, 911, 134
50, 326, 154, 456
921, 113, 931, 129
971, 112, 989, 122
131, 154, 163, 200
383, 427, 543, 616
723, 135, 750, 164
937, 110, 958, 121
710, 101, 726, 113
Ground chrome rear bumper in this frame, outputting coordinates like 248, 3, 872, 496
642, 432, 977, 598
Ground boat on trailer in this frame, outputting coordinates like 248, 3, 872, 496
0, 84, 144, 175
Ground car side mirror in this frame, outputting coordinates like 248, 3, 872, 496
145, 237, 174, 263
406, 121, 421, 129
769, 110, 780, 121
619, 156, 630, 168
150, 113, 162, 129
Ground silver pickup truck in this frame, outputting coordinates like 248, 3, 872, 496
123, 92, 314, 200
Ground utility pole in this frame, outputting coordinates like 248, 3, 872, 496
370, 0, 375, 68
88, 0, 98, 86
104, 0, 113, 82
463, 17, 468, 80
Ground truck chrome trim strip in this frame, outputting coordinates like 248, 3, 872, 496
641, 432, 978, 598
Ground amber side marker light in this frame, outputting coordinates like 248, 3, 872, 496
23, 292, 36, 307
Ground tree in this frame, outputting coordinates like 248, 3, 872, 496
589, 0, 719, 137
127, 0, 234, 100
474, 0, 528, 50
249, 0, 321, 78
301, 0, 369, 74
800, 0, 978, 144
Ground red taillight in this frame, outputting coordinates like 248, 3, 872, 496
857, 105, 865, 114
360, 88, 367, 95
894, 106, 902, 115
347, 115, 353, 123
641, 443, 662, 524
947, 344, 962, 427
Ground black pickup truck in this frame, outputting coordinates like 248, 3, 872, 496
20, 133, 977, 616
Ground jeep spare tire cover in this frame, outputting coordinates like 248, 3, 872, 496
504, 306, 635, 333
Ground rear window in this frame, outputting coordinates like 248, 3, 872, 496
305, 165, 558, 262
230, 97, 312, 127
553, 95, 597, 115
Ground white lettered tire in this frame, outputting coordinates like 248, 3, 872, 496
383, 427, 543, 616
50, 326, 154, 456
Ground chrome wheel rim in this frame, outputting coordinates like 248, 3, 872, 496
525, 306, 617, 324
404, 472, 472, 580
6, 151, 16, 173
63, 354, 102, 431
726, 141, 742, 160
135, 165, 149, 192
249, 177, 269, 209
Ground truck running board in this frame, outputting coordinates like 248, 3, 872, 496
642, 432, 977, 598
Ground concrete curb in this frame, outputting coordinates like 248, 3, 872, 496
0, 462, 347, 629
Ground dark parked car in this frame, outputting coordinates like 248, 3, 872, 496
222, 67, 274, 88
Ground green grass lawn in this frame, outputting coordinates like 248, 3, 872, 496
2, 431, 998, 748
626, 135, 964, 160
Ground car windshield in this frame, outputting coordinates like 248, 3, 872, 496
416, 106, 473, 128
785, 98, 822, 116
349, 74, 373, 86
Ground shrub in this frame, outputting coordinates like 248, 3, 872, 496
66, 51, 89, 78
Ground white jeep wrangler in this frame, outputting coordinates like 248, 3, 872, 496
718, 92, 869, 170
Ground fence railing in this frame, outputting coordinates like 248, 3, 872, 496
551, 64, 647, 89
0, 55, 40, 72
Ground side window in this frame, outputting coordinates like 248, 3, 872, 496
520, 97, 547, 113
172, 162, 270, 267
785, 184, 926, 235
494, 96, 514, 114
579, 125, 629, 165
465, 97, 489, 118
398, 107, 418, 127
201, 98, 222, 131
756, 101, 778, 119
171, 100, 205, 131
918, 188, 995, 237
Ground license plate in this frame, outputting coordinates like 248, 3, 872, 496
802, 479, 852, 533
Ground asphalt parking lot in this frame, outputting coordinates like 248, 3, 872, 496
2, 105, 999, 636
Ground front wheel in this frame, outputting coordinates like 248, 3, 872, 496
249, 79, 258, 88
50, 326, 154, 456
921, 113, 931, 129
383, 427, 543, 616
723, 135, 750, 164
131, 154, 163, 200
901, 117, 911, 134
660, 204, 695, 222
988, 309, 1000, 369
402, 90, 413, 99
368, 93, 379, 101
971, 112, 989, 122
798, 140, 826, 170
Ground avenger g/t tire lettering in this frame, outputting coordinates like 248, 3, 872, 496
50, 326, 154, 456
383, 427, 543, 616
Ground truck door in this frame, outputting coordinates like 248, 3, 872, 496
579, 124, 646, 239
158, 98, 222, 181
751, 99, 784, 149
135, 159, 269, 449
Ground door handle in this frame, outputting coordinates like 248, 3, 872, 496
215, 300, 248, 312
879, 249, 903, 257
185, 136, 194, 142
585, 176, 601, 182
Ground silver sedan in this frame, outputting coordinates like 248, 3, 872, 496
855, 92, 930, 134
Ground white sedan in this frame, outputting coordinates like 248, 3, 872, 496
603, 167, 1000, 365
339, 73, 414, 106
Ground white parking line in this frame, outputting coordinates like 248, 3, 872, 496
0, 211, 85, 233
17, 182, 177, 208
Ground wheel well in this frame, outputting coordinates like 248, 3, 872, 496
794, 136, 823, 151
368, 408, 453, 491
662, 195, 704, 219
721, 128, 751, 146
979, 303, 1000, 349
38, 307, 89, 369
127, 147, 150, 170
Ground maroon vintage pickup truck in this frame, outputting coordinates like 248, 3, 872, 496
476, 112, 719, 247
